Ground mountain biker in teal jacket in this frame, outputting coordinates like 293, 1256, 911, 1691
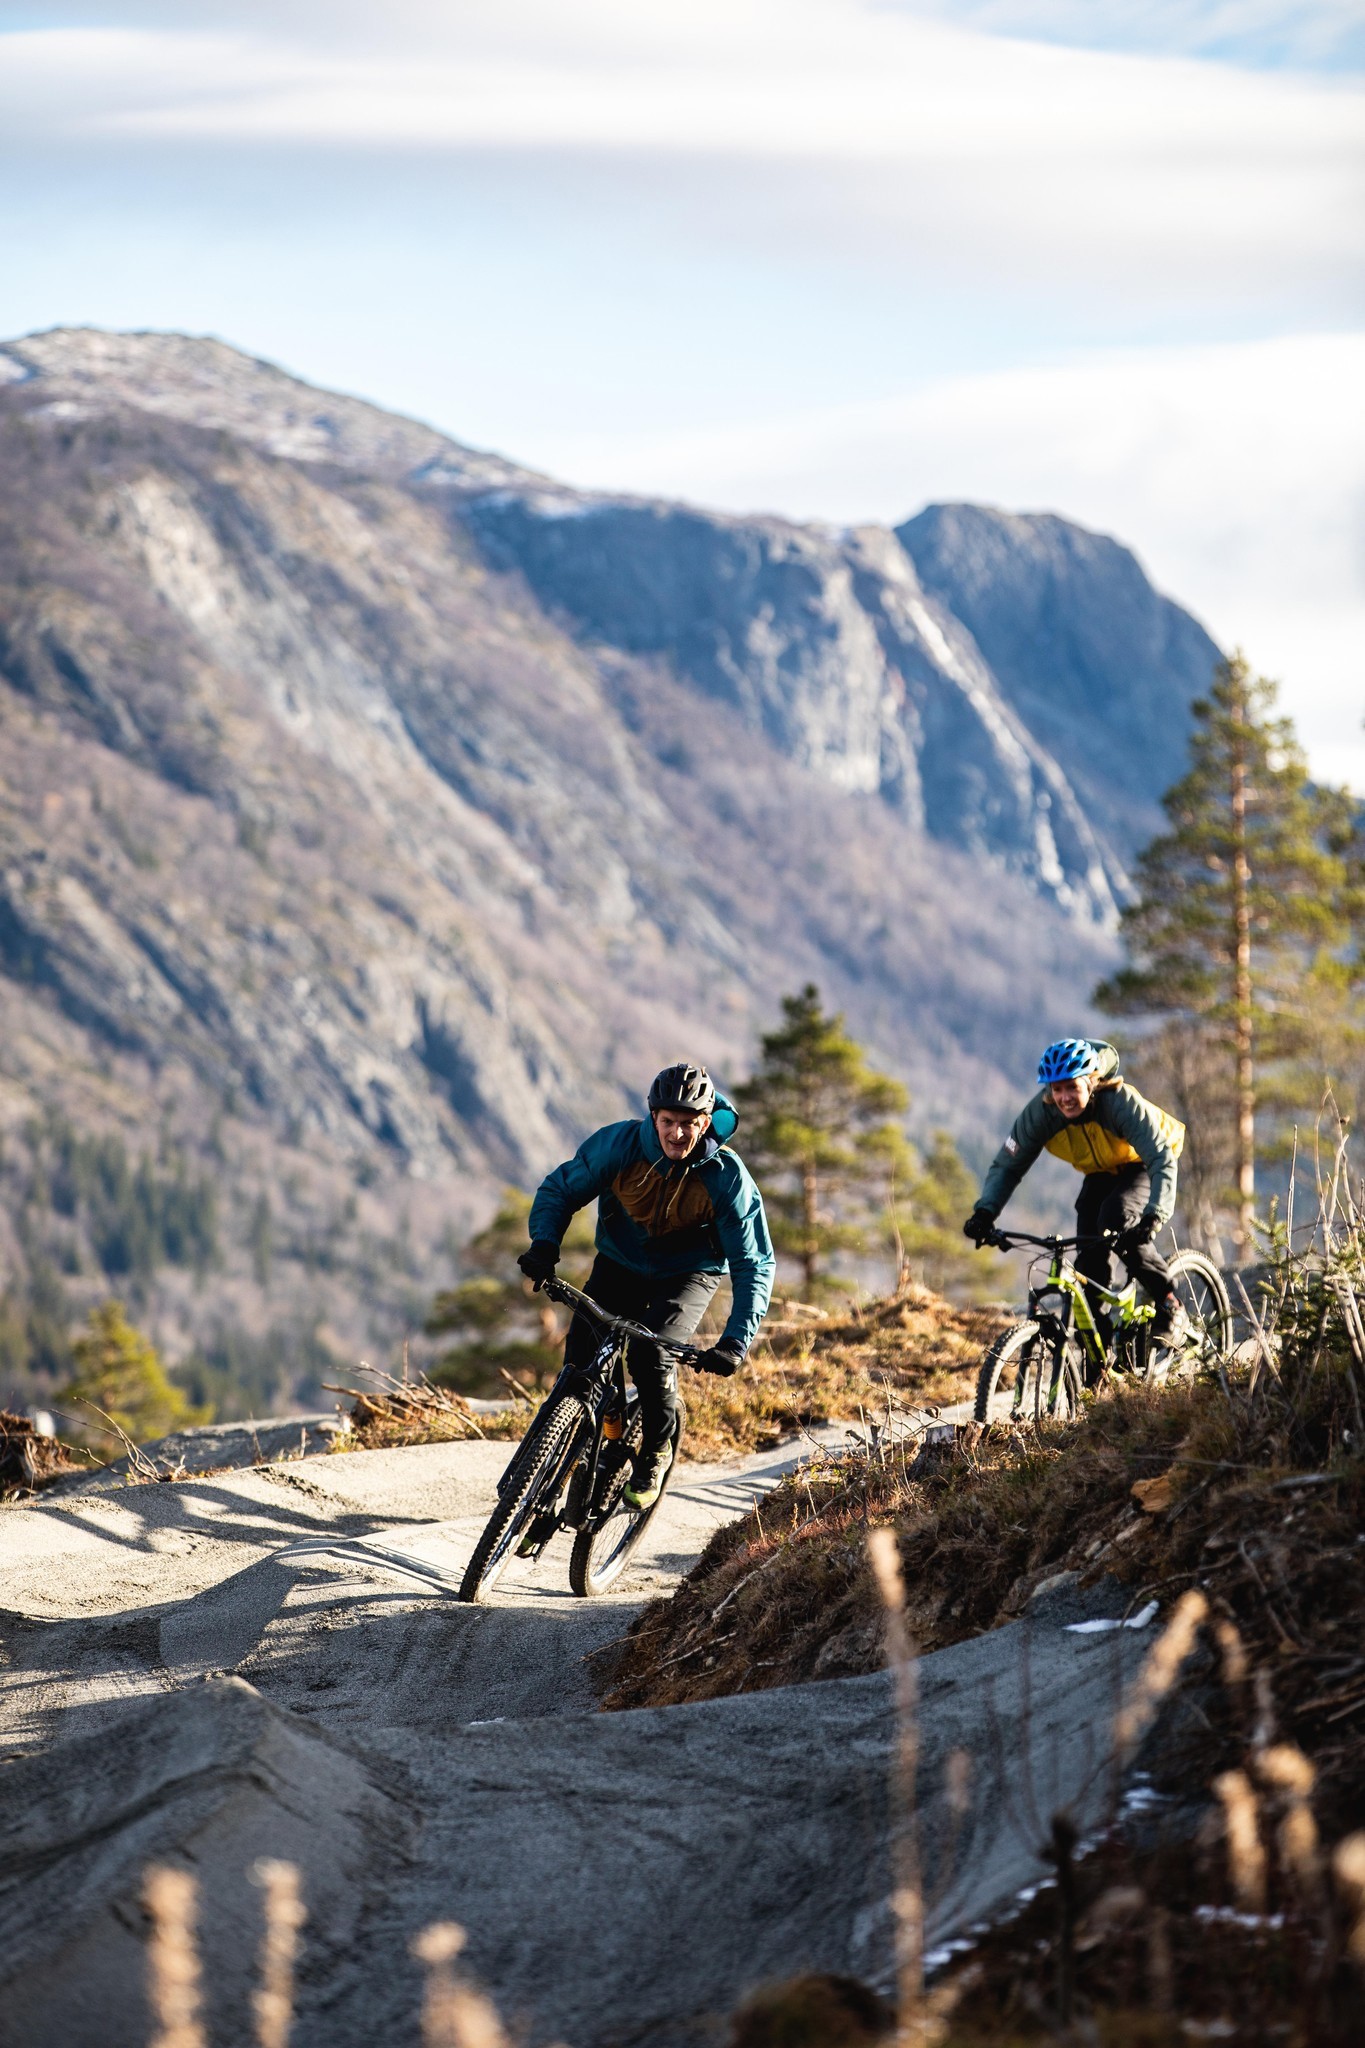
519, 1063, 776, 1508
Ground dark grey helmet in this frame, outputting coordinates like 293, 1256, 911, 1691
648, 1062, 716, 1117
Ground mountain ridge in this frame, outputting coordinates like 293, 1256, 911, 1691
0, 327, 1221, 1404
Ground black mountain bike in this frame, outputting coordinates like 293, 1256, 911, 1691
974, 1228, 1233, 1425
458, 1277, 703, 1604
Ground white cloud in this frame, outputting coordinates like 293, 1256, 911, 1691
534, 332, 1365, 789
3, 6, 1361, 159
2, 5, 1359, 325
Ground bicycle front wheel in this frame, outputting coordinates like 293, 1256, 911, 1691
459, 1396, 582, 1603
1167, 1248, 1234, 1363
569, 1407, 683, 1598
975, 1320, 1083, 1423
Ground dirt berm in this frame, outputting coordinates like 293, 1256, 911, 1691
0, 1433, 1149, 2045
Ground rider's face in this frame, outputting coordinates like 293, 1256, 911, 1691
1050, 1076, 1094, 1119
654, 1109, 711, 1160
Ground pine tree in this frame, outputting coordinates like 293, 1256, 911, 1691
1097, 655, 1350, 1255
888, 1130, 994, 1299
61, 1299, 207, 1447
425, 1189, 594, 1395
733, 986, 909, 1293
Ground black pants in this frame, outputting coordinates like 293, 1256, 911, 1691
1075, 1166, 1173, 1314
563, 1254, 720, 1459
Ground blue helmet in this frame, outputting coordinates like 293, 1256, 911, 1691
1037, 1039, 1101, 1086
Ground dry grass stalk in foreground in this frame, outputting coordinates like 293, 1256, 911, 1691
250, 1859, 305, 2048
867, 1526, 925, 2047
144, 1866, 206, 2048
1113, 1587, 1208, 1760
411, 1923, 511, 2048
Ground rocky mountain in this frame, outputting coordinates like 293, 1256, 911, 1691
896, 503, 1215, 853
0, 328, 1223, 1406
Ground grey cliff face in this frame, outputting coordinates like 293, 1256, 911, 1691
464, 494, 1129, 922
0, 328, 1218, 1372
896, 503, 1222, 853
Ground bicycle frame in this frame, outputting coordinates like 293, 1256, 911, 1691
526, 1278, 699, 1537
1000, 1230, 1155, 1378
463, 1278, 703, 1599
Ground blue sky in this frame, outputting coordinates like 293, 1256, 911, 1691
1, 2, 1362, 781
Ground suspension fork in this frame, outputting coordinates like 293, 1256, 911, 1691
577, 1346, 628, 1524
1066, 1279, 1108, 1370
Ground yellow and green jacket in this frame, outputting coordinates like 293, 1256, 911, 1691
528, 1092, 775, 1353
978, 1043, 1184, 1225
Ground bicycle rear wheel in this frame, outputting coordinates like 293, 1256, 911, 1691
569, 1407, 683, 1597
459, 1396, 582, 1603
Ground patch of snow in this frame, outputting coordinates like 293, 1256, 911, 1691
1065, 1599, 1159, 1634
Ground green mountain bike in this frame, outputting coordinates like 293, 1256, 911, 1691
458, 1277, 704, 1604
974, 1228, 1233, 1425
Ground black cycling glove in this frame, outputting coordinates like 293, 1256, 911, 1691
1114, 1214, 1159, 1257
517, 1239, 560, 1289
962, 1208, 998, 1246
697, 1342, 744, 1377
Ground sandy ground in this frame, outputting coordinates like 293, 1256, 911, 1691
0, 1427, 1150, 2046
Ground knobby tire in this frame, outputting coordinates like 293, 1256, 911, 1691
975, 1321, 1039, 1424
1146, 1247, 1234, 1377
459, 1396, 582, 1603
974, 1319, 1081, 1424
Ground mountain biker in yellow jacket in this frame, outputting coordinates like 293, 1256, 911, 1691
962, 1038, 1191, 1354
518, 1062, 775, 1509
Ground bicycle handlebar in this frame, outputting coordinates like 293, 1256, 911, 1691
540, 1276, 706, 1367
984, 1227, 1120, 1254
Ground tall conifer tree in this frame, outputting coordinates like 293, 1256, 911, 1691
1097, 655, 1348, 1254
733, 986, 909, 1292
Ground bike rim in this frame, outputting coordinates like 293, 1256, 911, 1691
580, 1501, 645, 1589
1170, 1260, 1231, 1353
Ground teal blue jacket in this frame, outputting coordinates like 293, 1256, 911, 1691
528, 1094, 775, 1353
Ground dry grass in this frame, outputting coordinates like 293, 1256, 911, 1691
602, 1259, 1365, 1839
329, 1366, 523, 1450
678, 1286, 1009, 1461
326, 1284, 1005, 1462
929, 1828, 1364, 2045
617, 1192, 1365, 2044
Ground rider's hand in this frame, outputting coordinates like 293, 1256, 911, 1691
696, 1342, 744, 1377
1114, 1214, 1159, 1257
517, 1239, 560, 1290
963, 1208, 998, 1247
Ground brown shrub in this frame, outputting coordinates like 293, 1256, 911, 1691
679, 1286, 1009, 1461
